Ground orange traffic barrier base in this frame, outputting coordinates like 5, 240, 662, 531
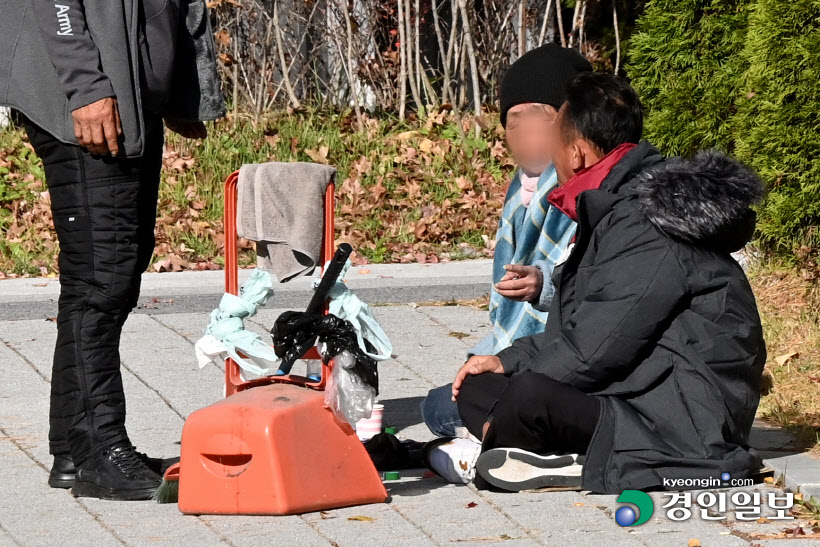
178, 382, 387, 515
175, 170, 387, 516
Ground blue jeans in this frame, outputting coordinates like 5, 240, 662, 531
421, 332, 496, 437
420, 384, 462, 437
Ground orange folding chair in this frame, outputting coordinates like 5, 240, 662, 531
175, 169, 387, 515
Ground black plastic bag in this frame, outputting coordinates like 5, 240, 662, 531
271, 313, 379, 393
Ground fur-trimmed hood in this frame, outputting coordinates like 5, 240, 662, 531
633, 150, 764, 253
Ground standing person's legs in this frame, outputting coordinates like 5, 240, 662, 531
25, 117, 164, 475
125, 117, 164, 313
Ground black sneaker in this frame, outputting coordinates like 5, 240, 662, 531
49, 454, 75, 489
71, 444, 163, 501
48, 451, 179, 489
475, 448, 584, 492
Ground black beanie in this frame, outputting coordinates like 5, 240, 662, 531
499, 44, 593, 127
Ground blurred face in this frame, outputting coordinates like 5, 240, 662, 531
505, 103, 558, 177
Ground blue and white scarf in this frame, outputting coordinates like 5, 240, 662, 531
488, 166, 577, 354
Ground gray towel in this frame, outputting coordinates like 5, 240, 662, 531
237, 162, 336, 282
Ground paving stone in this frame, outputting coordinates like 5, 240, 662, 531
0, 436, 120, 547
301, 503, 436, 547
199, 515, 331, 547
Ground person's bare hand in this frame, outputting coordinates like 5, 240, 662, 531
72, 97, 122, 156
495, 264, 543, 302
165, 118, 207, 139
452, 355, 505, 401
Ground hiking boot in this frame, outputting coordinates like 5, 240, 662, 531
71, 443, 163, 501
422, 437, 482, 484
49, 454, 76, 489
48, 450, 179, 489
475, 448, 584, 492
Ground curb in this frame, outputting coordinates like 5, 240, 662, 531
752, 420, 820, 503
0, 260, 494, 321
764, 453, 820, 503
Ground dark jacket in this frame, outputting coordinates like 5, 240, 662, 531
0, 0, 225, 157
498, 141, 767, 493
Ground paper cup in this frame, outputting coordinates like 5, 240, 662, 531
356, 403, 384, 441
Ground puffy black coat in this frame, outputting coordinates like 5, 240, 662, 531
497, 141, 767, 493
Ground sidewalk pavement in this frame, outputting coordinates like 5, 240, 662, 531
1, 262, 819, 547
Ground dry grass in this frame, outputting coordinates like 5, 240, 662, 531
750, 263, 820, 451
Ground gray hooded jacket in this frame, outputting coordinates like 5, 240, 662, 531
0, 0, 226, 157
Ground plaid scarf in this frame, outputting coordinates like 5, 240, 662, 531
489, 166, 576, 353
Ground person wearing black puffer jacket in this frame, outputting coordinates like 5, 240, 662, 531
450, 73, 766, 494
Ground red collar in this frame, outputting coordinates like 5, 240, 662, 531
547, 143, 637, 222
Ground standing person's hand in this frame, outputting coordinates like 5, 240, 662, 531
495, 264, 543, 302
452, 355, 505, 401
165, 118, 207, 139
72, 97, 122, 156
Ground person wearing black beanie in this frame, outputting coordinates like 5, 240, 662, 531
500, 44, 593, 128
419, 47, 592, 470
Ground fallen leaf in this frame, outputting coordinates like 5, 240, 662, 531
788, 527, 806, 537
474, 115, 493, 130
775, 352, 799, 366
45, 317, 57, 322
320, 511, 336, 520
347, 515, 375, 522
215, 29, 231, 47
688, 540, 701, 547
467, 502, 478, 508
32, 283, 48, 287
449, 331, 470, 340
305, 146, 330, 165
574, 502, 584, 506
763, 476, 775, 484
358, 269, 372, 275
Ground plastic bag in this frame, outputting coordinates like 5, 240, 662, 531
324, 350, 377, 428
313, 261, 392, 361
272, 314, 379, 392
195, 269, 279, 377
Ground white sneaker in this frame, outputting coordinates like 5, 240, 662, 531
423, 437, 482, 484
475, 448, 584, 491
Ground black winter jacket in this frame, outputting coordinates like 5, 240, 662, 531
497, 141, 767, 493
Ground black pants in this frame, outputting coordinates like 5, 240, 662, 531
24, 118, 164, 465
457, 371, 602, 455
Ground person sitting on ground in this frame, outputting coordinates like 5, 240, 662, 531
428, 72, 767, 492
420, 45, 590, 443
